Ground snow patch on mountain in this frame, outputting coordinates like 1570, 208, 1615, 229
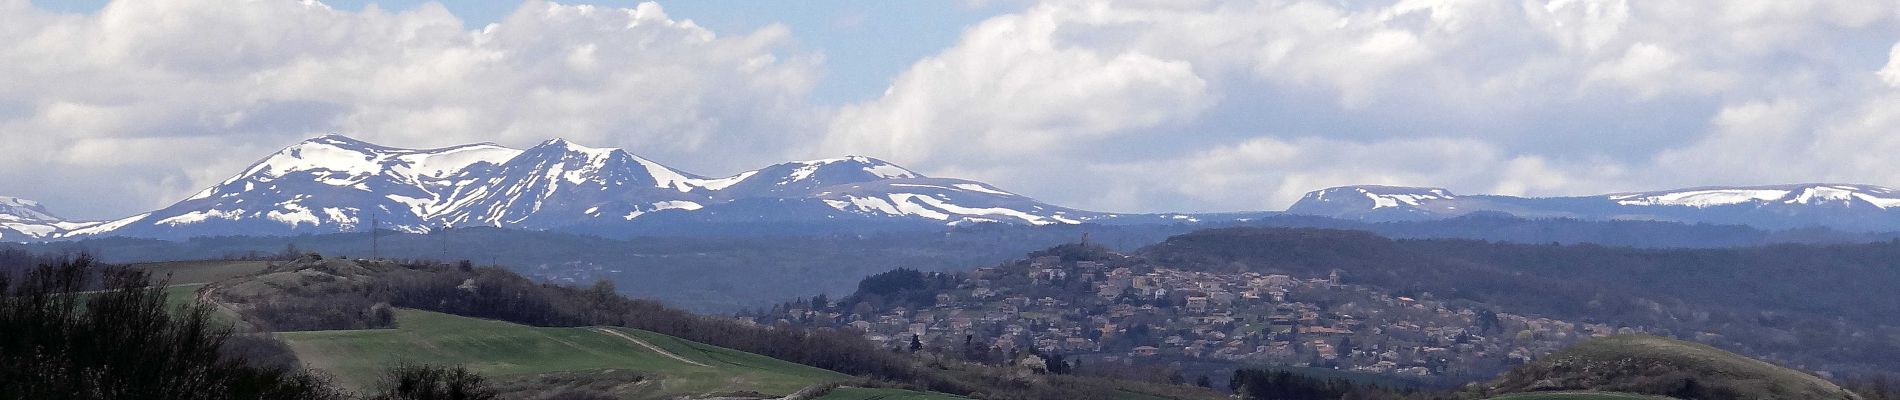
696, 170, 758, 191
1304, 186, 1457, 209
0, 196, 59, 223
1607, 184, 1900, 208
786, 156, 919, 182
0, 196, 102, 240
60, 214, 145, 237
1610, 189, 1791, 207
618, 200, 705, 220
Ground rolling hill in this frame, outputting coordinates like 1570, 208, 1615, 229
1482, 335, 1861, 400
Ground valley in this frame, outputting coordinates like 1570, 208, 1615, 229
9, 226, 1898, 400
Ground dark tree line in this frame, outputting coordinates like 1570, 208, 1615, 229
367, 364, 497, 400
0, 254, 343, 399
1229, 369, 1437, 400
836, 268, 959, 310
1841, 374, 1900, 400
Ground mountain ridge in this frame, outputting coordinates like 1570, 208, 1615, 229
0, 196, 93, 240
1288, 183, 1900, 231
16, 136, 1900, 240
14, 135, 1115, 240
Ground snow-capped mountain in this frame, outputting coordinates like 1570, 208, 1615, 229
1287, 183, 1900, 231
1284, 186, 1463, 221
0, 196, 99, 240
68, 135, 522, 238
432, 138, 710, 229
810, 178, 1088, 225
47, 135, 1107, 239
45, 134, 1900, 240
698, 156, 921, 198
1605, 184, 1900, 208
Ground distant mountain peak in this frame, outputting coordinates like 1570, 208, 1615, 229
0, 195, 85, 240
1290, 182, 1900, 231
780, 155, 922, 182
534, 137, 611, 153
1606, 183, 1900, 208
27, 136, 1229, 240
0, 196, 59, 223
1298, 185, 1457, 210
307, 132, 376, 145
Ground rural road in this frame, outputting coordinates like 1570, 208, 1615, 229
592, 327, 711, 367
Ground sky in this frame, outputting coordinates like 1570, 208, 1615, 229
3, 0, 1900, 220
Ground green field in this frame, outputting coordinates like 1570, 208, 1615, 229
162, 283, 206, 309
71, 282, 225, 323
814, 387, 968, 400
129, 260, 273, 285
1487, 392, 1677, 400
276, 309, 847, 398
1112, 389, 1189, 400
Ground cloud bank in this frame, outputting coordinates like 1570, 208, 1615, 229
824, 0, 1900, 212
0, 0, 823, 218
3, 0, 1900, 218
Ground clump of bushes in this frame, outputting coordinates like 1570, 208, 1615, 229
0, 254, 344, 399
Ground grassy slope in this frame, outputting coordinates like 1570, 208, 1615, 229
129, 260, 273, 285
135, 260, 271, 325
77, 260, 266, 312
276, 309, 847, 398
1489, 335, 1858, 400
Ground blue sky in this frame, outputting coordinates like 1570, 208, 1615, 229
5, 0, 1900, 219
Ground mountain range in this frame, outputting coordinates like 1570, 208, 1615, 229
1287, 184, 1900, 231
6, 135, 1129, 240
0, 196, 93, 240
10, 135, 1900, 241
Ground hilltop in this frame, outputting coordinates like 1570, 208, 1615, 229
760, 226, 1900, 390
1480, 335, 1861, 400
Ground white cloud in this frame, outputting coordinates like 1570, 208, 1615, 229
824, 7, 1213, 164
5, 0, 1900, 218
819, 0, 1900, 212
1882, 42, 1900, 87
0, 0, 825, 218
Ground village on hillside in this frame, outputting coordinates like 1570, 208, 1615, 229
751, 250, 1661, 381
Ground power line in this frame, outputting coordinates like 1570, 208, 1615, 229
370, 213, 380, 260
